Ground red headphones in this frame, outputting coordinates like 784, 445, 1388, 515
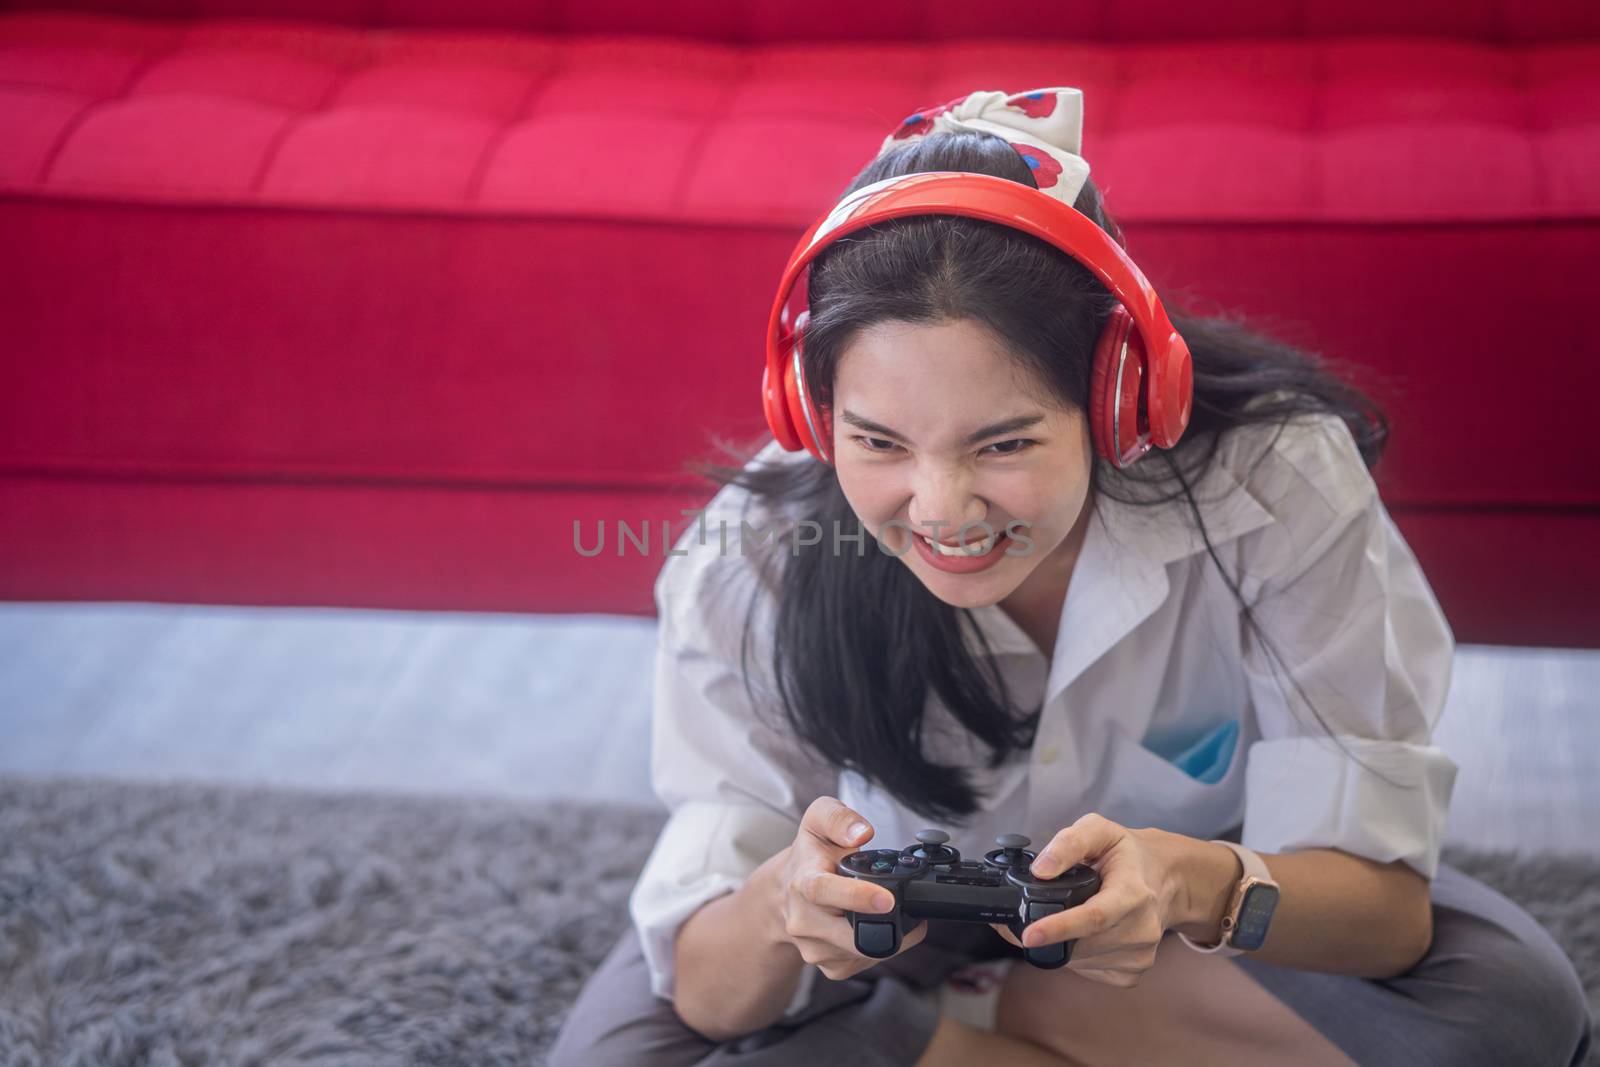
761, 171, 1193, 469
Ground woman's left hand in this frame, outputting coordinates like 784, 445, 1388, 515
990, 813, 1179, 988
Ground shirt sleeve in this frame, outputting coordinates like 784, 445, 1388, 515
1233, 415, 1460, 882
628, 495, 835, 1012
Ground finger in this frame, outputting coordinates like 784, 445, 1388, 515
801, 796, 874, 849
794, 916, 920, 968
891, 919, 930, 956
792, 934, 867, 979
793, 902, 889, 948
799, 870, 895, 915
1073, 967, 1117, 984
990, 923, 1023, 948
1075, 966, 1141, 989
1021, 892, 1127, 949
785, 906, 861, 945
1031, 812, 1126, 880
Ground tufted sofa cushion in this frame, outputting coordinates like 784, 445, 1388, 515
1, 2, 1597, 641
3, 12, 1598, 221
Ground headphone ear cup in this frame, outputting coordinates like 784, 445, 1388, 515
780, 313, 833, 464
764, 310, 804, 451
780, 349, 811, 454
1147, 333, 1194, 449
763, 358, 802, 451
1089, 304, 1151, 468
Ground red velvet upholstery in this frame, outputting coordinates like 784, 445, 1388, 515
1, 2, 1597, 645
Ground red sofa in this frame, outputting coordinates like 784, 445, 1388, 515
1, 1, 1596, 647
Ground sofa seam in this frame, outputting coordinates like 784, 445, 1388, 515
245, 41, 376, 200
33, 32, 190, 187
666, 50, 752, 214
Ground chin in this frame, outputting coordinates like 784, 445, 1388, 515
911, 564, 1020, 609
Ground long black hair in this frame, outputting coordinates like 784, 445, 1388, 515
685, 129, 1404, 822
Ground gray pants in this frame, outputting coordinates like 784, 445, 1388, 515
550, 861, 1593, 1066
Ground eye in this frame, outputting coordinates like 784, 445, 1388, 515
981, 438, 1037, 457
852, 435, 903, 454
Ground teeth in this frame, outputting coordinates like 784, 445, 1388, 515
921, 532, 997, 557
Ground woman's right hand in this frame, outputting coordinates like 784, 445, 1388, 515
769, 795, 930, 980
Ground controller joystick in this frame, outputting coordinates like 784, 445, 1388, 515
838, 828, 1101, 969
986, 833, 1034, 869
904, 828, 960, 866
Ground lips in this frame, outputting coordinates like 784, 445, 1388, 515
911, 528, 1012, 573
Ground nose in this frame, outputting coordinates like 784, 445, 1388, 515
907, 467, 988, 542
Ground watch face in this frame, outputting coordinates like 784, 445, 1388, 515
1231, 883, 1280, 951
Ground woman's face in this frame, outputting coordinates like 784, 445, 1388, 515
830, 317, 1095, 611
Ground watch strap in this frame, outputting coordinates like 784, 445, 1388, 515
1176, 839, 1275, 957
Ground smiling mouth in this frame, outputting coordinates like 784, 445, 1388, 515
918, 531, 1001, 557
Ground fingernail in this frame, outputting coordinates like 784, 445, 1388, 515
849, 822, 870, 841
1022, 928, 1041, 947
875, 892, 894, 913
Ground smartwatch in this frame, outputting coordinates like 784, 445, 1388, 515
1176, 839, 1280, 956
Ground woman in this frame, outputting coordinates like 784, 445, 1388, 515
551, 88, 1592, 1066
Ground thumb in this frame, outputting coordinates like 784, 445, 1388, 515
838, 809, 876, 851
803, 795, 874, 849
1032, 814, 1122, 879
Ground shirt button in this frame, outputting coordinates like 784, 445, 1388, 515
1036, 744, 1059, 765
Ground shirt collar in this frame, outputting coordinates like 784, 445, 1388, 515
962, 455, 1277, 702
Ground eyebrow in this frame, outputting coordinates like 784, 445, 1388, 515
838, 410, 1045, 448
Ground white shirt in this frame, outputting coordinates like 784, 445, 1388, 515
630, 411, 1459, 1010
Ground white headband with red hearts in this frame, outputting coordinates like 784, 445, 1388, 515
876, 86, 1091, 208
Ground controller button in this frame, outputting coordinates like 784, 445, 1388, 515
872, 858, 893, 873
857, 921, 897, 956
1027, 901, 1065, 923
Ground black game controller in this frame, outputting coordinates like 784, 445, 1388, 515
837, 830, 1101, 969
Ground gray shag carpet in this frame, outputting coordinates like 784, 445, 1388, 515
0, 773, 1595, 1066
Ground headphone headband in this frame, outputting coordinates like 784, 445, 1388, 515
763, 171, 1193, 457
